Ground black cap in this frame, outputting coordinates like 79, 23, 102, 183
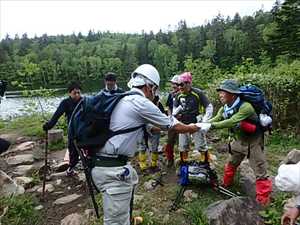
104, 72, 117, 81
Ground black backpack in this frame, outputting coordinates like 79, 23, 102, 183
68, 90, 143, 150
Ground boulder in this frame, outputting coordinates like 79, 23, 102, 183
281, 149, 300, 165
205, 197, 264, 225
48, 129, 64, 145
0, 170, 25, 197
238, 160, 256, 198
6, 154, 34, 166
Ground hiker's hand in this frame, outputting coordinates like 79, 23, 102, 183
42, 122, 50, 131
196, 122, 212, 133
281, 207, 300, 225
150, 126, 161, 134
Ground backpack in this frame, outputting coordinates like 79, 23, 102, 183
239, 84, 273, 130
68, 90, 144, 150
239, 84, 272, 116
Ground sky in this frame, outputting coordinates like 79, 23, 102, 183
0, 0, 276, 40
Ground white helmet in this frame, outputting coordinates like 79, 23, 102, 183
170, 75, 180, 84
131, 64, 160, 87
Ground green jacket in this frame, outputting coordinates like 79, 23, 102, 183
209, 102, 260, 142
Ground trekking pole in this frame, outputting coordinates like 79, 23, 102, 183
169, 185, 186, 211
214, 185, 239, 198
73, 140, 100, 218
42, 130, 48, 199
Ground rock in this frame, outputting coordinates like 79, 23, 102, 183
34, 205, 44, 211
37, 184, 55, 193
61, 213, 87, 225
143, 180, 156, 191
0, 170, 25, 197
13, 165, 34, 176
0, 158, 8, 171
14, 176, 34, 189
48, 129, 64, 145
281, 149, 300, 165
26, 185, 40, 193
53, 194, 82, 205
53, 162, 69, 172
16, 137, 27, 144
183, 189, 198, 202
84, 209, 95, 220
77, 172, 86, 182
15, 141, 35, 152
50, 171, 66, 179
238, 160, 256, 198
6, 154, 34, 166
205, 197, 264, 225
56, 179, 62, 186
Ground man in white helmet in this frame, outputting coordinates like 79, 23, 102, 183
91, 64, 200, 225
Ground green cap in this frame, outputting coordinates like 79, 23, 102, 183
216, 79, 241, 94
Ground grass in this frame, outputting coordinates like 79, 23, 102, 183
0, 194, 42, 225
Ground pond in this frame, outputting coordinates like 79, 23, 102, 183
0, 95, 67, 120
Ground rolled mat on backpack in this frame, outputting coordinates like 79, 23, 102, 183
0, 137, 10, 154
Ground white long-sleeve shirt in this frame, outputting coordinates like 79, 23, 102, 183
97, 88, 179, 157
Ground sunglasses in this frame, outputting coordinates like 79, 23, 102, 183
177, 82, 189, 87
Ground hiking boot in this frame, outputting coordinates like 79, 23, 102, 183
66, 167, 76, 177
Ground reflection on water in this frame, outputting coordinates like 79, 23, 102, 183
0, 95, 66, 120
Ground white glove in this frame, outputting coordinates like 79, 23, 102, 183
172, 105, 183, 116
196, 122, 212, 133
196, 115, 203, 122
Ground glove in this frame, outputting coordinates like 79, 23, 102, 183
42, 122, 50, 131
196, 122, 212, 133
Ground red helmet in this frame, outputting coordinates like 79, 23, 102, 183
179, 72, 192, 84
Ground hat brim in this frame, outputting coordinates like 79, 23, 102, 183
216, 88, 241, 94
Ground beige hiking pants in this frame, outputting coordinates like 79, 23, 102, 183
228, 135, 268, 179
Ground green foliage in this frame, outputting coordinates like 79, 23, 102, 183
0, 194, 42, 225
260, 192, 292, 225
266, 130, 300, 152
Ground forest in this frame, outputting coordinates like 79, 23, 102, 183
0, 0, 299, 131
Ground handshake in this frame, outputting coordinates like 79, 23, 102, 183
195, 122, 212, 133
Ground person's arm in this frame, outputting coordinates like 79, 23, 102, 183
137, 98, 199, 134
202, 103, 213, 122
45, 99, 67, 130
210, 102, 255, 129
209, 107, 224, 123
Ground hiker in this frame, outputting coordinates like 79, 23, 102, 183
198, 79, 272, 206
90, 64, 200, 225
138, 95, 165, 173
42, 82, 82, 176
164, 75, 180, 167
102, 72, 123, 94
173, 72, 213, 162
0, 138, 10, 154
275, 162, 300, 225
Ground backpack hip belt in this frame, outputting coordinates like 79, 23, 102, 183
94, 155, 128, 167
